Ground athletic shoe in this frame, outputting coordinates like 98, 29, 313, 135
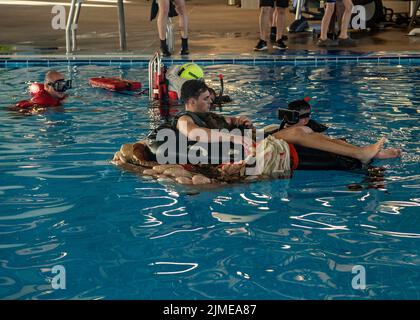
317, 38, 338, 47
338, 37, 356, 47
180, 49, 190, 55
254, 39, 268, 51
270, 34, 288, 43
273, 39, 287, 49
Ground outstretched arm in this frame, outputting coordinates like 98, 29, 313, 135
177, 115, 254, 152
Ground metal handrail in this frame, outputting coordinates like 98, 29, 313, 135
66, 0, 127, 54
148, 52, 162, 100
66, 0, 78, 54
166, 18, 174, 54
72, 0, 82, 52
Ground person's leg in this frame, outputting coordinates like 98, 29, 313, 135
338, 0, 353, 39
275, 0, 288, 40
273, 126, 386, 163
157, 0, 170, 41
157, 0, 171, 56
320, 2, 336, 41
173, 0, 189, 54
255, 2, 274, 50
276, 7, 286, 40
273, 6, 287, 49
330, 137, 402, 159
173, 0, 188, 39
270, 8, 278, 42
260, 6, 274, 42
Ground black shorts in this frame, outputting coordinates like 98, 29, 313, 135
260, 0, 289, 8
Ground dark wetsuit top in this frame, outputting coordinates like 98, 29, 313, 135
173, 111, 236, 131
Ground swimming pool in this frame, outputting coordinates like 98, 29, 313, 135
0, 57, 419, 300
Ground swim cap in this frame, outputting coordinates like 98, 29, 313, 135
179, 63, 204, 80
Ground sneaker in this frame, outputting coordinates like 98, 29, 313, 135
273, 39, 287, 49
254, 39, 268, 51
317, 38, 338, 47
270, 34, 288, 43
180, 48, 190, 55
338, 37, 356, 47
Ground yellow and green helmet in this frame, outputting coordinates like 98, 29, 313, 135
178, 63, 204, 80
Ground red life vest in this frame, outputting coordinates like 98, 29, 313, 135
89, 77, 142, 91
151, 67, 179, 102
15, 83, 63, 108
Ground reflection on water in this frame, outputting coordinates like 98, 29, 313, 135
0, 63, 419, 299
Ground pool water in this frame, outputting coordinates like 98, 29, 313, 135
0, 61, 419, 300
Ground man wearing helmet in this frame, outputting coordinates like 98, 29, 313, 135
166, 63, 204, 99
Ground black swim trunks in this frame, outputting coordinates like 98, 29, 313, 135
260, 0, 289, 8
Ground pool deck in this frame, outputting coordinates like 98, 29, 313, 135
0, 0, 419, 60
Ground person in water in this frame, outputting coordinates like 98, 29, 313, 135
166, 62, 204, 99
165, 63, 231, 107
277, 97, 402, 161
176, 80, 401, 165
14, 70, 71, 109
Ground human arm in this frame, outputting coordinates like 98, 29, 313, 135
177, 115, 255, 153
225, 115, 253, 129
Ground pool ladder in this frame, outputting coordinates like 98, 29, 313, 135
66, 0, 127, 54
148, 52, 163, 101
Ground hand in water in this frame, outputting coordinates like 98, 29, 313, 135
237, 116, 253, 128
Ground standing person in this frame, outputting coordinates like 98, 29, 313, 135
270, 5, 289, 43
337, 0, 356, 46
318, 0, 338, 47
318, 0, 356, 47
255, 0, 289, 51
154, 0, 189, 57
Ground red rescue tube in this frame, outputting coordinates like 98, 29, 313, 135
89, 77, 142, 92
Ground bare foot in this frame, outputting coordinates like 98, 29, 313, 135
375, 148, 402, 159
360, 137, 386, 164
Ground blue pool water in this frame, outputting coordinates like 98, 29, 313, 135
0, 60, 419, 300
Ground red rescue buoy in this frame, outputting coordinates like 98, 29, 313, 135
89, 77, 142, 92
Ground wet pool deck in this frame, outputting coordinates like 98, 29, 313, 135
0, 0, 419, 59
